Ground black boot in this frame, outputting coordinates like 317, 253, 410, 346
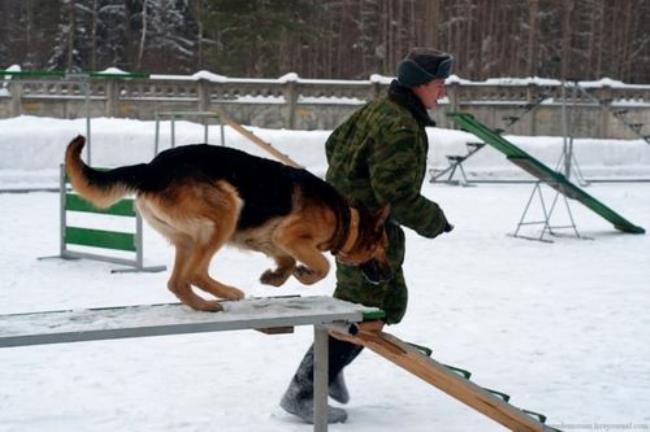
280, 337, 363, 424
327, 337, 362, 404
328, 370, 350, 404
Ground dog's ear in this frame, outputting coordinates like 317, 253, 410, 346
373, 204, 391, 230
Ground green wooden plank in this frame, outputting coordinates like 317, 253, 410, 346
66, 194, 135, 216
65, 227, 136, 252
362, 309, 386, 321
447, 112, 528, 158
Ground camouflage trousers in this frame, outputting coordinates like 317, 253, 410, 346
333, 223, 408, 324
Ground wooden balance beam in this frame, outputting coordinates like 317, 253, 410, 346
0, 296, 382, 432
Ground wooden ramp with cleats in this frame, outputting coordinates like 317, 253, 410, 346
329, 323, 562, 432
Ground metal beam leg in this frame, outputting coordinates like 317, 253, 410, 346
313, 325, 329, 432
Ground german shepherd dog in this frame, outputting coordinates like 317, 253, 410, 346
65, 136, 392, 311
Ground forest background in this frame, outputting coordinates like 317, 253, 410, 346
1, 0, 648, 83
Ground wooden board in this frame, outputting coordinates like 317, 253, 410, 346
216, 107, 303, 168
0, 296, 379, 348
329, 326, 560, 432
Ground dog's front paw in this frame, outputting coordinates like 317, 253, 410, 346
260, 269, 290, 287
293, 265, 324, 285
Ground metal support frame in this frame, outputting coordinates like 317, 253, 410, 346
39, 165, 166, 273
429, 142, 486, 186
558, 81, 589, 186
154, 111, 226, 156
511, 81, 589, 243
510, 182, 586, 243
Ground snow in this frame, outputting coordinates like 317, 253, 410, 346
446, 74, 650, 89
369, 74, 392, 84
96, 67, 129, 75
278, 72, 299, 83
191, 70, 228, 82
0, 116, 649, 431
298, 96, 365, 105
1, 116, 648, 188
3, 64, 22, 73
112, 67, 650, 90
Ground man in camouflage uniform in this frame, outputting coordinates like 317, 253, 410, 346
281, 48, 455, 424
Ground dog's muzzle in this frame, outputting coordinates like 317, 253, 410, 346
359, 259, 393, 285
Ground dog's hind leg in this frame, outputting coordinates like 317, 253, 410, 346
137, 198, 223, 312
168, 238, 224, 312
260, 254, 296, 287
186, 182, 245, 301
188, 240, 246, 301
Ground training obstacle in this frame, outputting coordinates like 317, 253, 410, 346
216, 107, 303, 168
39, 165, 166, 273
0, 296, 382, 432
447, 112, 645, 236
329, 324, 562, 432
153, 110, 226, 155
0, 293, 564, 431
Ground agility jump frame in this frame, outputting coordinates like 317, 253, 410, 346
154, 110, 226, 155
46, 164, 166, 273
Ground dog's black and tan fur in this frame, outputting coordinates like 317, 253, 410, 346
65, 136, 391, 311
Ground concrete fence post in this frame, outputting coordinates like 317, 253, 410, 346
197, 79, 210, 112
368, 76, 383, 100
447, 82, 460, 128
9, 80, 23, 116
598, 85, 612, 139
283, 77, 298, 129
526, 83, 538, 136
105, 79, 119, 117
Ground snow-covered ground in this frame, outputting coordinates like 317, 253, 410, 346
0, 117, 649, 432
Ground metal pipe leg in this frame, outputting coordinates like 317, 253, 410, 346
313, 325, 329, 432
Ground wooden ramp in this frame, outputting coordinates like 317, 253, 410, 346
216, 107, 303, 168
330, 324, 562, 432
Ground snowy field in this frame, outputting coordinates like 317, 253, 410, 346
0, 117, 649, 432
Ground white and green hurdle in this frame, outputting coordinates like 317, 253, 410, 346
154, 110, 226, 155
41, 164, 166, 273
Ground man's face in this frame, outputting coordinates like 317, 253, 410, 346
412, 79, 446, 109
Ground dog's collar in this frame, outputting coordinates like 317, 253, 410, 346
331, 207, 357, 256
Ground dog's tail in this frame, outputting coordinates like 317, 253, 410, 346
65, 135, 147, 208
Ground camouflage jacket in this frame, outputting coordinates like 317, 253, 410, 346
325, 81, 448, 238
